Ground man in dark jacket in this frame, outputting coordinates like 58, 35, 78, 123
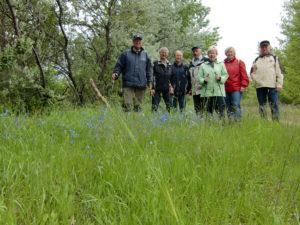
170, 50, 191, 112
189, 45, 208, 115
112, 34, 152, 112
151, 47, 173, 112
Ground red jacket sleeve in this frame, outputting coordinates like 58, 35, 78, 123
239, 60, 249, 88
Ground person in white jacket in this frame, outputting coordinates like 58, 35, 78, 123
250, 40, 284, 121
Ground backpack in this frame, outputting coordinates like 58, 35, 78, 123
252, 55, 284, 74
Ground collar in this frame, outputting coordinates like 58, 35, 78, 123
224, 57, 236, 63
131, 46, 144, 54
192, 56, 204, 66
259, 53, 273, 58
158, 60, 169, 64
173, 62, 183, 67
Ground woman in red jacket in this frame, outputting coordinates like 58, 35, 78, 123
224, 47, 249, 120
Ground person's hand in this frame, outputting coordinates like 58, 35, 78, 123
204, 76, 210, 83
112, 73, 118, 80
215, 74, 221, 81
150, 89, 155, 96
169, 86, 174, 95
240, 87, 246, 92
188, 90, 192, 95
276, 85, 283, 92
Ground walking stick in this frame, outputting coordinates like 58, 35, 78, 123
90, 79, 109, 107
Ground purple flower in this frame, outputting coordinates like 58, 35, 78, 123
161, 114, 168, 122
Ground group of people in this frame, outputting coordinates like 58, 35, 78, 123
112, 34, 284, 121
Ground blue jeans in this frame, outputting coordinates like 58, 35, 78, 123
256, 87, 279, 120
226, 91, 242, 119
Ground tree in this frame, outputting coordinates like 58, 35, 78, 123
0, 0, 220, 111
279, 0, 300, 104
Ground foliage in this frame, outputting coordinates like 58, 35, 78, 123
279, 0, 300, 104
0, 0, 219, 111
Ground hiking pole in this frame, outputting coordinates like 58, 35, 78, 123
215, 72, 224, 97
215, 72, 226, 119
203, 74, 209, 118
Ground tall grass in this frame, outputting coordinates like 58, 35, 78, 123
0, 104, 299, 224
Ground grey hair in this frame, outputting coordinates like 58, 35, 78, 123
174, 50, 183, 56
159, 47, 169, 54
207, 46, 218, 55
225, 46, 236, 55
259, 44, 273, 54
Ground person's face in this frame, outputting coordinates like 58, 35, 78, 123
208, 50, 217, 61
160, 50, 168, 61
192, 48, 202, 58
175, 52, 183, 63
260, 45, 270, 55
133, 39, 142, 49
225, 49, 235, 60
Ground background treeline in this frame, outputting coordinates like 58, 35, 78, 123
278, 0, 300, 104
0, 0, 299, 113
0, 0, 219, 112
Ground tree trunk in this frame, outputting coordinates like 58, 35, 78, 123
0, 12, 8, 50
6, 0, 46, 90
98, 0, 117, 81
55, 0, 83, 105
5, 0, 20, 37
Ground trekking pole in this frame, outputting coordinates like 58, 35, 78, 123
215, 72, 226, 118
203, 74, 209, 118
215, 72, 224, 97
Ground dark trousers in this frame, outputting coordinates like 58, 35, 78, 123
193, 94, 205, 115
172, 94, 186, 112
204, 96, 226, 118
256, 87, 279, 120
225, 91, 242, 120
152, 90, 171, 112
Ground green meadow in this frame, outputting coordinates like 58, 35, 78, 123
0, 103, 300, 224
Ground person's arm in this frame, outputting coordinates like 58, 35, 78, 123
186, 66, 192, 93
152, 62, 157, 90
146, 55, 152, 88
112, 52, 126, 79
218, 63, 228, 84
239, 60, 249, 90
250, 59, 258, 82
275, 57, 284, 90
170, 66, 176, 88
198, 65, 206, 85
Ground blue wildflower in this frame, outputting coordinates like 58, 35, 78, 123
161, 114, 168, 122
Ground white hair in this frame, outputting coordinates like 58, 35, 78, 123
225, 46, 236, 55
159, 47, 169, 54
174, 50, 183, 56
207, 46, 218, 55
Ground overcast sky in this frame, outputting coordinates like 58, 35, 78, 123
201, 0, 285, 70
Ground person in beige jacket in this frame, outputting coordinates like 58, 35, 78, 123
250, 40, 284, 121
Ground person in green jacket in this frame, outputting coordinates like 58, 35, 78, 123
198, 46, 228, 118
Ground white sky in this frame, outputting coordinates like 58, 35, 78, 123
201, 0, 285, 70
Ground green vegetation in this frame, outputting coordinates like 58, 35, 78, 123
0, 0, 219, 111
279, 0, 300, 104
0, 104, 299, 224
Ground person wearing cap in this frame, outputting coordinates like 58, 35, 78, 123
198, 46, 228, 118
112, 34, 152, 112
224, 47, 249, 120
250, 40, 284, 121
151, 47, 173, 112
189, 45, 209, 115
170, 50, 191, 112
